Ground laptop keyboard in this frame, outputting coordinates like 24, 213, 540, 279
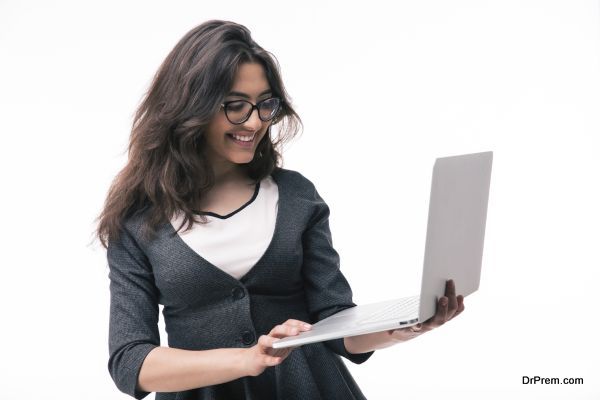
358, 295, 419, 325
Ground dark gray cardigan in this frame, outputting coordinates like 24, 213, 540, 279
107, 167, 374, 400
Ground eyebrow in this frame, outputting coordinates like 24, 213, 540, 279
226, 89, 272, 99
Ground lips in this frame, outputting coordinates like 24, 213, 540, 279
227, 133, 256, 147
227, 133, 256, 142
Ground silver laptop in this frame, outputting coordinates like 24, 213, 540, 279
272, 151, 493, 349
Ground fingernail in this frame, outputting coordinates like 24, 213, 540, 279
303, 324, 312, 329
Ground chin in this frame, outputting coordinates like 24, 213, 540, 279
228, 153, 256, 165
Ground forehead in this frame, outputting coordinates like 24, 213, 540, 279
229, 62, 270, 95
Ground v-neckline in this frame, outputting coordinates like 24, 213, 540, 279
192, 180, 261, 219
166, 171, 284, 285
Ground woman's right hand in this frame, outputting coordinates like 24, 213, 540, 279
242, 319, 312, 377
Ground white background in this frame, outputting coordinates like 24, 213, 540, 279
1, 1, 599, 399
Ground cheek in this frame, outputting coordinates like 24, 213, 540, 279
205, 117, 230, 143
259, 123, 271, 138
217, 114, 232, 132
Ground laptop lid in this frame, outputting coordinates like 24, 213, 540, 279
418, 151, 493, 322
272, 151, 493, 349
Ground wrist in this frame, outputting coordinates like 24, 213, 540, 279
345, 331, 397, 354
236, 348, 252, 377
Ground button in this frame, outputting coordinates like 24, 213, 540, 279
231, 287, 245, 300
241, 330, 255, 345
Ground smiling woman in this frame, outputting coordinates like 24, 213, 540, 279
94, 20, 376, 400
95, 20, 301, 245
94, 18, 465, 400
203, 63, 278, 169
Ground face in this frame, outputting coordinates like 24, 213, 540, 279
203, 62, 274, 176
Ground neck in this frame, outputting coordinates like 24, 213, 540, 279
212, 162, 248, 186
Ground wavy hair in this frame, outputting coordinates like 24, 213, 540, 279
95, 20, 302, 249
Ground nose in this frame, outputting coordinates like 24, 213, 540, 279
243, 108, 263, 131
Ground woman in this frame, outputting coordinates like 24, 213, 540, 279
95, 20, 464, 400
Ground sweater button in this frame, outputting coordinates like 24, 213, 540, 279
231, 287, 245, 300
241, 331, 255, 345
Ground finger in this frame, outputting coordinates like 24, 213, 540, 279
284, 319, 313, 330
267, 347, 292, 358
279, 348, 292, 358
446, 280, 458, 320
390, 325, 423, 341
452, 295, 465, 319
445, 279, 456, 298
269, 324, 300, 338
259, 334, 275, 349
432, 296, 448, 327
264, 354, 283, 367
422, 297, 448, 330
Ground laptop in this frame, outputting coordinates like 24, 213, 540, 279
272, 151, 493, 349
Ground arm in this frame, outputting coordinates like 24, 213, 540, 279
137, 347, 247, 392
137, 320, 311, 392
343, 331, 401, 354
107, 221, 161, 399
300, 183, 374, 364
344, 281, 466, 354
107, 222, 307, 398
138, 347, 248, 392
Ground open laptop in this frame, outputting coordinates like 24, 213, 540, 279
272, 151, 493, 349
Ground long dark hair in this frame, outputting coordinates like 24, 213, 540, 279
95, 20, 301, 249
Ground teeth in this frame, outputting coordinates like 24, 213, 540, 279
232, 134, 254, 142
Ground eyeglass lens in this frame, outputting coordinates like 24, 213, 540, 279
225, 98, 280, 124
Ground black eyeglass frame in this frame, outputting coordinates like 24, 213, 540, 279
220, 97, 282, 125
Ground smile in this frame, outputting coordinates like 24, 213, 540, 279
230, 133, 255, 142
227, 133, 256, 147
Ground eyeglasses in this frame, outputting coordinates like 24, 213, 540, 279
220, 97, 281, 125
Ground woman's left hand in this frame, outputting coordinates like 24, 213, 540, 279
388, 279, 464, 342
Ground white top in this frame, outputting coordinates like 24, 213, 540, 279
170, 176, 279, 280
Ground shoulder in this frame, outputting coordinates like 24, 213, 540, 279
271, 168, 331, 225
121, 206, 149, 234
114, 205, 156, 249
271, 167, 319, 196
